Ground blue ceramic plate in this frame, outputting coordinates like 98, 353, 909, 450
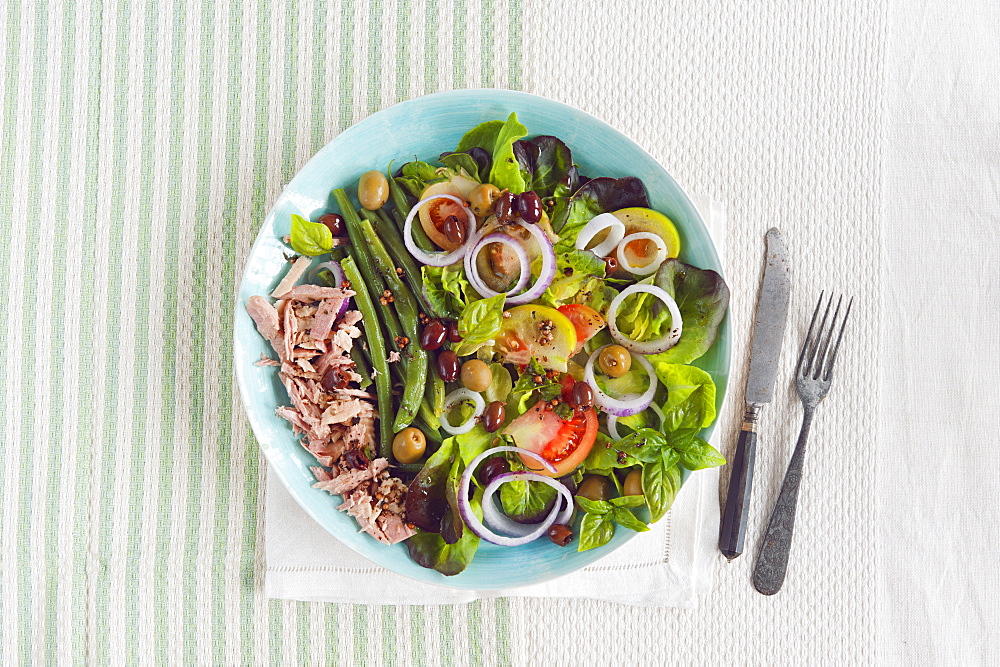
234, 89, 730, 589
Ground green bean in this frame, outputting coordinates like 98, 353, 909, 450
359, 217, 428, 431
417, 396, 441, 432
367, 209, 441, 318
341, 256, 393, 459
387, 172, 437, 252
426, 374, 446, 420
335, 189, 406, 352
348, 345, 372, 390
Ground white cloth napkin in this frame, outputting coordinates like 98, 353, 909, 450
264, 195, 727, 607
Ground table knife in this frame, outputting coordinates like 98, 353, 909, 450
719, 227, 791, 561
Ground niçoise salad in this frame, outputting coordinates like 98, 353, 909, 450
247, 112, 730, 575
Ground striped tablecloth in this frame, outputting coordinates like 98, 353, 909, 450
1, 0, 894, 663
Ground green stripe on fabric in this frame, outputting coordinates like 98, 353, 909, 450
353, 605, 368, 665
180, 3, 216, 661
94, 0, 131, 656
338, 0, 354, 130
425, 0, 439, 92
395, 0, 410, 101
240, 2, 272, 656
210, 0, 246, 657
481, 0, 495, 88
366, 0, 380, 114
452, 0, 467, 87
508, 0, 523, 89
382, 605, 397, 667
312, 1, 327, 149
20, 3, 50, 660
154, 2, 186, 661
44, 2, 77, 661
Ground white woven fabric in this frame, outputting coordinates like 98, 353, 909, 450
264, 196, 727, 607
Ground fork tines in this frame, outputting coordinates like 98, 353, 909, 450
797, 292, 854, 382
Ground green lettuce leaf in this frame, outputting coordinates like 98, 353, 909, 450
488, 113, 530, 194
406, 490, 482, 576
675, 437, 726, 471
421, 264, 476, 320
452, 294, 506, 356
289, 213, 333, 256
646, 258, 730, 365
551, 176, 649, 247
439, 152, 483, 182
540, 249, 607, 307
395, 160, 448, 197
456, 120, 505, 153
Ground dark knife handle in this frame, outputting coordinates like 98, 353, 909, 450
719, 423, 757, 560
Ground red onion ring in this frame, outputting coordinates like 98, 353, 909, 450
439, 388, 485, 435
584, 344, 658, 417
316, 261, 350, 318
607, 398, 666, 440
402, 194, 478, 266
574, 212, 626, 258
464, 233, 530, 298
459, 445, 569, 546
616, 232, 667, 276
607, 284, 683, 354
464, 223, 557, 305
481, 471, 573, 538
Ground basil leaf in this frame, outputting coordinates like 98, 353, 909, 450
642, 455, 682, 523
508, 358, 561, 416
289, 213, 333, 256
452, 294, 506, 356
500, 477, 558, 523
578, 511, 616, 552
676, 437, 726, 471
575, 496, 611, 515
488, 113, 529, 194
612, 507, 650, 533
610, 495, 645, 509
406, 490, 482, 576
652, 363, 718, 432
456, 120, 505, 153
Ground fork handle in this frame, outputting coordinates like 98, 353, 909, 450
719, 423, 757, 560
753, 407, 815, 595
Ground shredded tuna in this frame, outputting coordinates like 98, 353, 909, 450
246, 267, 414, 545
255, 353, 281, 367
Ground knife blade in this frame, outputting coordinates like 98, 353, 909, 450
719, 227, 791, 561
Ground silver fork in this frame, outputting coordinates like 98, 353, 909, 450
752, 292, 853, 595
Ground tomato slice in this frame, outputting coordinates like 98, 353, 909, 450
557, 304, 605, 352
419, 182, 471, 251
503, 402, 598, 477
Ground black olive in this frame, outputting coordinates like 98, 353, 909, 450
517, 191, 542, 223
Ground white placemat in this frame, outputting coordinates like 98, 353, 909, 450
264, 195, 727, 606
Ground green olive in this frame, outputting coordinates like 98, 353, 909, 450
468, 183, 501, 217
576, 475, 612, 503
598, 344, 631, 378
460, 359, 492, 393
358, 170, 389, 210
392, 427, 426, 463
624, 469, 644, 497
